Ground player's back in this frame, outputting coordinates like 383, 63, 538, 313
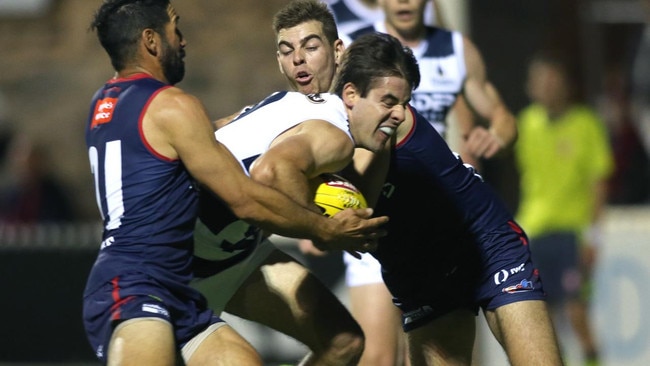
85, 73, 198, 291
195, 91, 352, 274
215, 91, 350, 172
374, 106, 512, 270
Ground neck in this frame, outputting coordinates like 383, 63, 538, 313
117, 66, 163, 82
384, 24, 426, 49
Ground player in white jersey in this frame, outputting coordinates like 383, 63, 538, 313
192, 31, 420, 366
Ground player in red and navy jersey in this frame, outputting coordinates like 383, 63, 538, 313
82, 1, 387, 364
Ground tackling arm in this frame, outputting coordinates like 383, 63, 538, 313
153, 90, 386, 251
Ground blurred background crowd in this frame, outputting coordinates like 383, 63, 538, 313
0, 0, 649, 365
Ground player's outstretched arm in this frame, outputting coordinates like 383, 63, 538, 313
153, 88, 387, 250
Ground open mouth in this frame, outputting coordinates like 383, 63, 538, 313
295, 71, 312, 84
395, 10, 414, 21
379, 126, 396, 136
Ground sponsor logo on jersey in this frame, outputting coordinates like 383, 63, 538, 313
501, 279, 535, 294
91, 97, 118, 129
493, 263, 526, 285
494, 269, 509, 285
100, 236, 114, 250
402, 305, 434, 326
306, 93, 326, 104
142, 303, 169, 317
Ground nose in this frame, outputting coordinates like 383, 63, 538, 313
292, 48, 305, 65
392, 105, 406, 123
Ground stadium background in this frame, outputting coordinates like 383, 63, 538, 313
0, 0, 648, 365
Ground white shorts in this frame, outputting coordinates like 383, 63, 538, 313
343, 251, 384, 287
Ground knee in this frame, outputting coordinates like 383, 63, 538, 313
329, 330, 365, 364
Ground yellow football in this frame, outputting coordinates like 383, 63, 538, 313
314, 173, 367, 217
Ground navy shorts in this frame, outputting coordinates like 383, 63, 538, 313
391, 221, 547, 332
528, 231, 581, 305
82, 272, 222, 362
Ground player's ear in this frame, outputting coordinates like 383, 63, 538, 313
142, 28, 158, 56
276, 51, 286, 75
333, 39, 345, 65
341, 82, 359, 107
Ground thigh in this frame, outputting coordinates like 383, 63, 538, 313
84, 272, 216, 364
108, 318, 176, 366
225, 249, 361, 352
484, 300, 563, 366
185, 323, 262, 366
349, 282, 405, 366
406, 309, 476, 366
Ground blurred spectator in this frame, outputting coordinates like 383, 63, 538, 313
629, 0, 650, 203
597, 64, 650, 204
515, 50, 614, 366
0, 90, 12, 162
0, 133, 76, 224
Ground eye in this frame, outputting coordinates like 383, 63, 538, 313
278, 46, 293, 57
304, 39, 323, 52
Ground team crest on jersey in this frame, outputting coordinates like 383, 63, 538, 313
306, 93, 326, 104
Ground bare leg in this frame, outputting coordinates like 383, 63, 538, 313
107, 319, 176, 366
187, 324, 262, 366
349, 281, 407, 366
226, 249, 364, 366
484, 300, 564, 366
406, 309, 476, 366
566, 299, 599, 363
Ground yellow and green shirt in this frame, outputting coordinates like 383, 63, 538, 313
515, 103, 614, 239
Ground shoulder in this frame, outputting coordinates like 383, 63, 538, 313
517, 104, 546, 127
148, 87, 208, 126
570, 104, 601, 121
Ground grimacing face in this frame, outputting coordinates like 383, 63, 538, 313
347, 76, 411, 153
276, 20, 342, 94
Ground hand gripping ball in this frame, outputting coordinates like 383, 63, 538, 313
314, 173, 367, 217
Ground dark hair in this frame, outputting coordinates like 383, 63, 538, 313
272, 0, 339, 46
90, 0, 171, 71
529, 48, 583, 102
331, 32, 420, 96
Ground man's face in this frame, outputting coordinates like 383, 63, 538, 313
379, 0, 428, 36
525, 61, 570, 111
160, 5, 186, 85
346, 76, 411, 152
276, 20, 342, 94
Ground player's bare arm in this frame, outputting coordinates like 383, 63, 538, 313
250, 119, 369, 253
146, 89, 385, 250
461, 35, 517, 159
249, 120, 379, 256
